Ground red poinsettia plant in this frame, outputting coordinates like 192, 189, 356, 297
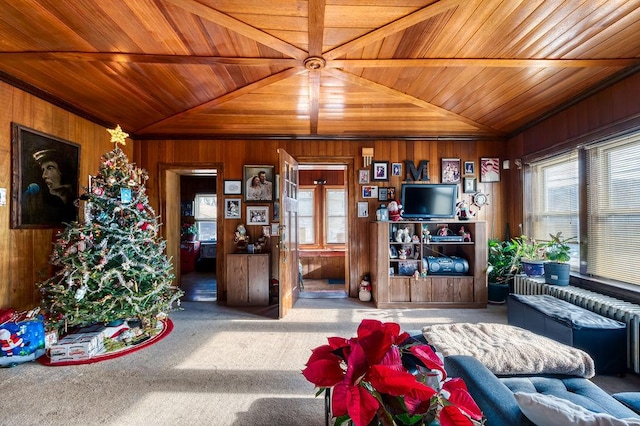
302, 319, 484, 426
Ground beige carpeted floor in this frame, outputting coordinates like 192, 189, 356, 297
1, 298, 637, 426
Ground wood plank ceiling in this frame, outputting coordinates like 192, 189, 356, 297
1, 0, 639, 140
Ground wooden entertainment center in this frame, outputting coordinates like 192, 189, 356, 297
369, 220, 487, 308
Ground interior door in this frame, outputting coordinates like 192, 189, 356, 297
277, 149, 299, 318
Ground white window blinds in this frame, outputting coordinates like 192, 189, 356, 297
528, 152, 580, 269
586, 134, 640, 285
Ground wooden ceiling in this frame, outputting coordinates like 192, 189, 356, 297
1, 0, 640, 140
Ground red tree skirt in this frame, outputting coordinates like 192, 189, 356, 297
38, 318, 173, 366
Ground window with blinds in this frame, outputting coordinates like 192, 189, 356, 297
298, 189, 315, 245
325, 188, 346, 244
586, 134, 640, 285
528, 153, 579, 270
298, 186, 346, 247
194, 193, 217, 241
527, 131, 640, 286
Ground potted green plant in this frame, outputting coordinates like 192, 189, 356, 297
543, 232, 575, 286
512, 235, 546, 277
181, 222, 198, 241
487, 238, 520, 303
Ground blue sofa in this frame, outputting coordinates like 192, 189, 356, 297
444, 355, 640, 425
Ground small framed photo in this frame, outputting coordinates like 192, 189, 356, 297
480, 157, 500, 182
357, 201, 369, 218
273, 201, 280, 221
387, 187, 396, 200
243, 165, 274, 201
271, 223, 279, 236
358, 169, 370, 184
372, 161, 389, 181
362, 185, 378, 199
464, 161, 475, 175
442, 158, 461, 183
464, 177, 477, 194
224, 180, 242, 195
247, 206, 269, 225
389, 246, 398, 258
224, 198, 241, 219
391, 163, 402, 177
378, 187, 388, 201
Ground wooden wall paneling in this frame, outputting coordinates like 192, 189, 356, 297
0, 82, 132, 310
165, 170, 180, 285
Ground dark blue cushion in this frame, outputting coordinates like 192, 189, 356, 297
509, 294, 625, 330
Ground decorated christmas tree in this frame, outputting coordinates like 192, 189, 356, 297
38, 126, 183, 333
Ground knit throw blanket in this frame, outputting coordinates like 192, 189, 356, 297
422, 322, 595, 378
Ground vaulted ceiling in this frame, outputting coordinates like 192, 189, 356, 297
1, 0, 640, 140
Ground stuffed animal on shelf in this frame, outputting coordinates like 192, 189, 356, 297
456, 200, 475, 221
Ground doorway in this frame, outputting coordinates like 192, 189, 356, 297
296, 163, 348, 299
177, 172, 218, 302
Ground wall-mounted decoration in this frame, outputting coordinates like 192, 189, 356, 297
11, 123, 80, 229
372, 161, 389, 181
404, 160, 430, 181
464, 177, 477, 194
247, 205, 269, 225
464, 161, 475, 175
387, 187, 396, 200
224, 180, 242, 195
391, 163, 402, 177
357, 201, 369, 218
362, 185, 378, 198
358, 169, 370, 184
441, 158, 461, 183
480, 158, 500, 182
378, 187, 388, 201
243, 165, 274, 201
271, 223, 279, 236
224, 198, 241, 219
273, 201, 280, 221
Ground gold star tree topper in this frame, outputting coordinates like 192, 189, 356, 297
107, 125, 129, 147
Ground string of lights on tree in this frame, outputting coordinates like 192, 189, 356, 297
38, 126, 183, 332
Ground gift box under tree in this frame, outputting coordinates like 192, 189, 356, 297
0, 308, 46, 367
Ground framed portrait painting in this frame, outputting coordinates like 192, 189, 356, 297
480, 158, 500, 182
11, 123, 80, 229
243, 165, 274, 201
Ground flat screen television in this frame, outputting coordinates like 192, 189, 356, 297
400, 183, 458, 220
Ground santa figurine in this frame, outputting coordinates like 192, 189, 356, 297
387, 200, 403, 221
0, 328, 24, 355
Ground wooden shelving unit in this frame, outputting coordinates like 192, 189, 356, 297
369, 221, 487, 308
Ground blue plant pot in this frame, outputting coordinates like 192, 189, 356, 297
521, 260, 545, 277
544, 262, 570, 286
488, 282, 510, 304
